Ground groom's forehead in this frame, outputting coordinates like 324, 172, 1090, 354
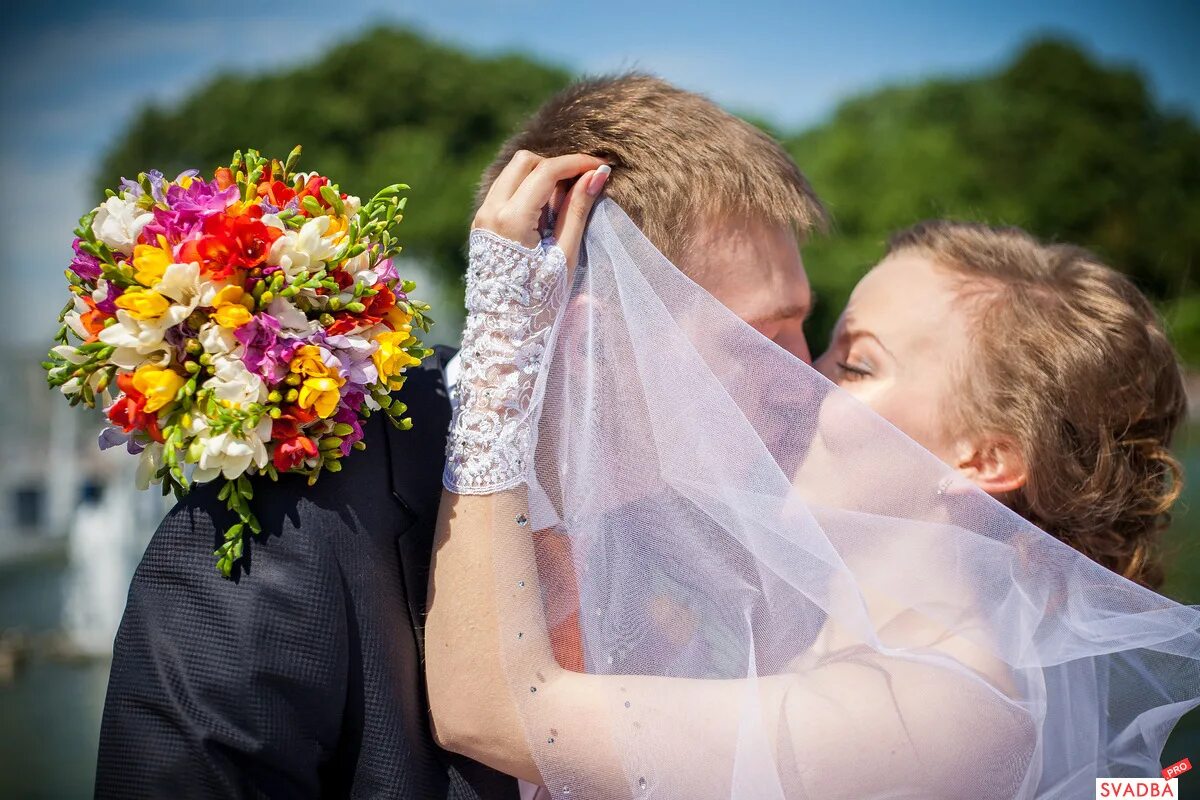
683, 219, 807, 287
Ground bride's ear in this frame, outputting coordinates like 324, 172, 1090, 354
953, 434, 1027, 496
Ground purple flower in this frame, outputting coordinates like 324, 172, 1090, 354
95, 281, 123, 314
69, 238, 101, 283
322, 333, 378, 387
236, 313, 304, 383
98, 426, 145, 455
373, 258, 400, 285
141, 178, 239, 244
146, 170, 167, 204
333, 400, 365, 456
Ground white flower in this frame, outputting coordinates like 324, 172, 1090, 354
268, 215, 340, 276
190, 417, 272, 483
97, 310, 179, 370
63, 296, 91, 340
155, 261, 219, 308
135, 442, 164, 490
51, 344, 89, 364
91, 195, 153, 256
267, 296, 315, 334
208, 355, 267, 409
198, 320, 238, 358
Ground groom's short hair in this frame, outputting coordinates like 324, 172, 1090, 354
479, 74, 827, 269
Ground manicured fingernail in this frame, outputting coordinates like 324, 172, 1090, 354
587, 165, 611, 197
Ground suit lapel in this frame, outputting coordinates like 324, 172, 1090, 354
383, 346, 455, 523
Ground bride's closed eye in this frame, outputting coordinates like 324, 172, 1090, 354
835, 358, 873, 381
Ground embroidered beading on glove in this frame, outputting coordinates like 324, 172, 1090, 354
443, 229, 568, 494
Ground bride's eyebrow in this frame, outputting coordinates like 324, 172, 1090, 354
845, 328, 895, 359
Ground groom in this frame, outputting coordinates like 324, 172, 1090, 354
96, 73, 825, 799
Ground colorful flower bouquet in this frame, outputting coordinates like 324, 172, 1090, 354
44, 147, 432, 576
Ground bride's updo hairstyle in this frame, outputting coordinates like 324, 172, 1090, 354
889, 221, 1187, 589
478, 73, 828, 267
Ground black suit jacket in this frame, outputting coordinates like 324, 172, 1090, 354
96, 346, 516, 800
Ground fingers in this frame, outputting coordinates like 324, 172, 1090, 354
477, 150, 541, 217
474, 150, 607, 250
508, 154, 607, 219
554, 165, 611, 269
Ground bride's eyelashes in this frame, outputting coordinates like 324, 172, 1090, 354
835, 359, 873, 381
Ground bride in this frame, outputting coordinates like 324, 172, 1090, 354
425, 153, 1200, 799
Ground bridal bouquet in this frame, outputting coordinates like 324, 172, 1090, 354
44, 147, 432, 576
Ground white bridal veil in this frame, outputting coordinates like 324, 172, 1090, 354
492, 199, 1200, 799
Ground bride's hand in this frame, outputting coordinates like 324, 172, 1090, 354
472, 150, 611, 267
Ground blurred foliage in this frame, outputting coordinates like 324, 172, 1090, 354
100, 31, 1198, 362
788, 39, 1200, 357
98, 27, 570, 283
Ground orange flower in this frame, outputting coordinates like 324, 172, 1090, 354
177, 206, 282, 281
79, 296, 110, 342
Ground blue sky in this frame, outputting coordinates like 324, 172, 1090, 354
2, 0, 1197, 346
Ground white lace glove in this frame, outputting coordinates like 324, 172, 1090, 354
443, 229, 569, 494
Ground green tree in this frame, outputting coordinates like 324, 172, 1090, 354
98, 26, 570, 282
787, 39, 1200, 358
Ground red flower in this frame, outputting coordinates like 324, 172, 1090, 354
326, 284, 397, 336
106, 373, 164, 443
178, 206, 283, 281
271, 430, 318, 472
294, 175, 334, 213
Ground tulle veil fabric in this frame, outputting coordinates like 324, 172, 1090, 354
492, 199, 1200, 799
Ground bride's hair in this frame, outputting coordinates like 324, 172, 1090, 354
478, 73, 827, 268
889, 221, 1187, 589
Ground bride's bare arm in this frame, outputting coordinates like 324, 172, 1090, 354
427, 489, 1034, 798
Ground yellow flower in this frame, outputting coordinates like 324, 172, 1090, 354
131, 364, 185, 413
384, 307, 413, 334
288, 345, 345, 418
115, 290, 171, 320
297, 376, 343, 419
325, 214, 349, 242
132, 235, 174, 286
289, 345, 334, 378
211, 285, 254, 329
373, 330, 421, 390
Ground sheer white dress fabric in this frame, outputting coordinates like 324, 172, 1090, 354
471, 200, 1200, 799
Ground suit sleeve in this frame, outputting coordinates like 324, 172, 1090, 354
95, 479, 351, 800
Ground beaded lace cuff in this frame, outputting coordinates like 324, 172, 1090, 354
443, 229, 568, 494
